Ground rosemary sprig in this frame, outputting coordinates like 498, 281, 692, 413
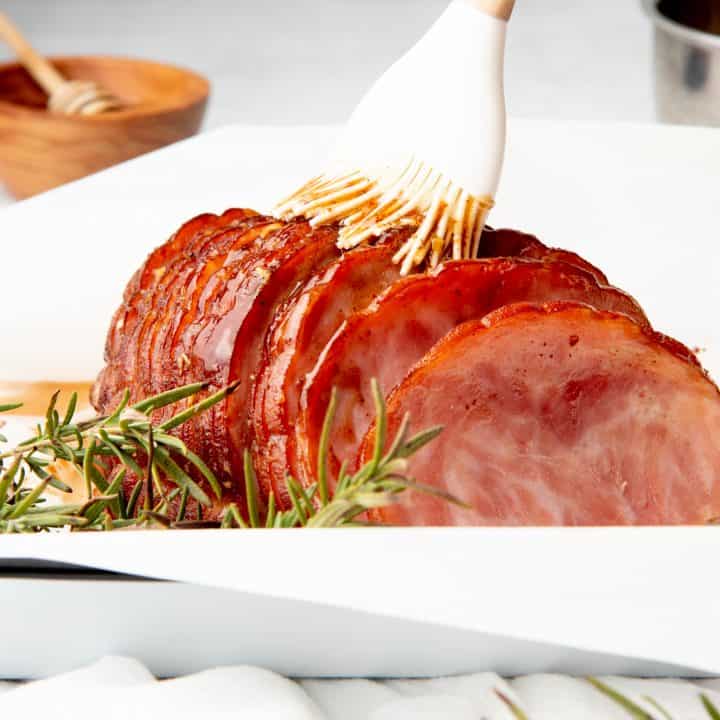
179, 379, 456, 531
495, 689, 529, 719
498, 679, 720, 720
702, 695, 720, 720
0, 382, 236, 533
0, 378, 454, 533
587, 677, 655, 719
586, 677, 720, 720
211, 379, 455, 530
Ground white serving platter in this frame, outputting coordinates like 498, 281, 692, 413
1, 121, 720, 679
0, 528, 718, 679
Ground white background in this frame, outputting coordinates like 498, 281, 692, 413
0, 0, 655, 207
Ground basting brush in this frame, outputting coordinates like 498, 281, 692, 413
276, 0, 515, 274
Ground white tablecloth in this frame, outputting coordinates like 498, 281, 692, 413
2, 657, 720, 719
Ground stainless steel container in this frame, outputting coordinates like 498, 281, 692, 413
642, 0, 720, 126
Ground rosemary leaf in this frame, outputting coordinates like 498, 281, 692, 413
335, 459, 350, 494
0, 402, 23, 413
45, 390, 61, 437
380, 412, 410, 466
317, 387, 337, 505
285, 479, 309, 526
100, 434, 145, 477
367, 378, 387, 477
126, 480, 143, 518
132, 383, 208, 414
60, 393, 78, 429
177, 486, 190, 522
494, 689, 530, 720
116, 485, 127, 520
102, 389, 130, 427
7, 478, 50, 519
702, 694, 720, 720
221, 503, 247, 530
265, 491, 276, 528
85, 471, 126, 524
0, 457, 22, 509
243, 449, 261, 528
152, 432, 188, 455
157, 381, 240, 432
398, 425, 444, 459
151, 445, 210, 507
586, 677, 654, 719
182, 447, 222, 500
140, 510, 172, 528
82, 439, 97, 500
643, 696, 674, 720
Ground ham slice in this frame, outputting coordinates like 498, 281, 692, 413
251, 235, 407, 503
481, 227, 609, 284
297, 259, 648, 490
359, 302, 720, 526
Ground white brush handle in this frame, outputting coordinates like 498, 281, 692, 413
335, 0, 510, 198
468, 0, 516, 21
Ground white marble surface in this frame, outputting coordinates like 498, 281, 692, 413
0, 0, 654, 208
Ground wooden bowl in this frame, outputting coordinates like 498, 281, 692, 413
0, 56, 209, 199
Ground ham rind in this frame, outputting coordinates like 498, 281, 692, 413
481, 227, 609, 284
297, 259, 648, 490
359, 302, 720, 526
251, 236, 407, 504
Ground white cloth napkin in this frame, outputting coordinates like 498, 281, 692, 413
2, 657, 720, 719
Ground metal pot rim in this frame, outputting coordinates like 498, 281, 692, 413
642, 0, 720, 49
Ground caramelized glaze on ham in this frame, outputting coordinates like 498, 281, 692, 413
92, 210, 720, 526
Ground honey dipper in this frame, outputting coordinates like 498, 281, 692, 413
0, 12, 123, 115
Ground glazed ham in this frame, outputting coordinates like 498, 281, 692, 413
359, 303, 720, 526
92, 208, 720, 525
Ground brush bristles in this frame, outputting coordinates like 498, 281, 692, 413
275, 158, 493, 275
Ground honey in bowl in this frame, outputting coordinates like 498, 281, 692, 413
0, 56, 209, 199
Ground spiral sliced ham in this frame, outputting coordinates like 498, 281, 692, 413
359, 302, 720, 526
297, 259, 648, 490
92, 209, 720, 527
